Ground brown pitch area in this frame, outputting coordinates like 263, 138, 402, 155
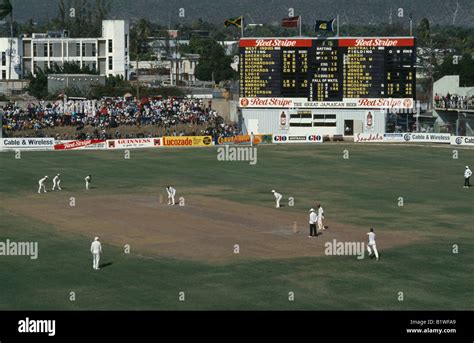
1, 193, 421, 263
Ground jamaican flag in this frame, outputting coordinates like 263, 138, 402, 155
224, 16, 243, 28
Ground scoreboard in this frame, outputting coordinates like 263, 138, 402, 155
239, 37, 416, 109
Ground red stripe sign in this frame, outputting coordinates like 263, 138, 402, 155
240, 37, 414, 48
338, 38, 415, 47
240, 39, 313, 48
54, 140, 106, 150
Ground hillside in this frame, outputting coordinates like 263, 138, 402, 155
10, 0, 474, 27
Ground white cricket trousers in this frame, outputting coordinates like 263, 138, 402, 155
317, 216, 324, 231
38, 182, 46, 193
367, 243, 379, 260
168, 194, 175, 205
92, 253, 100, 270
53, 180, 61, 190
275, 195, 282, 208
86, 181, 90, 190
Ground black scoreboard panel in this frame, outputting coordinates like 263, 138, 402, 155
310, 39, 343, 101
239, 46, 281, 97
384, 47, 415, 98
239, 38, 416, 104
281, 48, 309, 97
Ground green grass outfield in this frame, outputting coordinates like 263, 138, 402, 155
0, 143, 473, 310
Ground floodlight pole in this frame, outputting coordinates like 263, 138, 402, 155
299, 16, 302, 36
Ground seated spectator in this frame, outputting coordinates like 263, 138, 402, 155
1, 97, 239, 139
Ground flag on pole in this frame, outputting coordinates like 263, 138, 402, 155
314, 19, 336, 32
224, 16, 243, 28
282, 16, 300, 28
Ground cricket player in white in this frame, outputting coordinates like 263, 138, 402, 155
464, 166, 472, 188
317, 203, 325, 232
272, 190, 282, 208
90, 237, 102, 270
309, 208, 318, 237
52, 174, 62, 191
85, 175, 91, 190
166, 186, 176, 205
367, 228, 379, 261
38, 176, 48, 194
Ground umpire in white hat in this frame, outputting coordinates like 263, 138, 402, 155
309, 208, 318, 238
464, 166, 472, 188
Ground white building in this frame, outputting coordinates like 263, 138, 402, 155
153, 39, 238, 57
0, 37, 23, 80
19, 20, 129, 79
433, 75, 474, 136
240, 107, 387, 137
170, 53, 200, 85
433, 75, 474, 101
128, 56, 200, 86
129, 60, 171, 83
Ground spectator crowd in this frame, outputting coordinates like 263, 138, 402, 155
1, 97, 239, 139
434, 93, 474, 110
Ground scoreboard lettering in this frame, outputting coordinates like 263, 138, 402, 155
239, 37, 416, 109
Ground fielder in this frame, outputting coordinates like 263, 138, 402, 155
52, 174, 62, 191
317, 203, 325, 232
38, 176, 48, 194
272, 190, 282, 208
464, 166, 472, 188
90, 237, 102, 270
309, 208, 318, 237
367, 228, 379, 261
166, 186, 176, 205
85, 175, 91, 190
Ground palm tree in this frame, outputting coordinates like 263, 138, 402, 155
0, 0, 13, 80
132, 19, 152, 98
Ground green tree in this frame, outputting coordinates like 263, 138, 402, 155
49, 61, 98, 74
25, 62, 99, 99
184, 37, 236, 83
57, 0, 67, 28
54, 0, 111, 37
25, 69, 49, 99
418, 18, 431, 44
130, 19, 153, 60
416, 18, 440, 107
